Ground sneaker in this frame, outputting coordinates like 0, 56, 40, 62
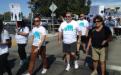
41, 68, 47, 74
74, 60, 79, 69
22, 72, 30, 75
91, 70, 98, 75
20, 60, 24, 66
65, 64, 70, 71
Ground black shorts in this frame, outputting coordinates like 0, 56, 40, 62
63, 42, 77, 53
81, 36, 87, 43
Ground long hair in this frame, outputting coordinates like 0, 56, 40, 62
0, 20, 3, 34
17, 20, 26, 28
0, 19, 3, 42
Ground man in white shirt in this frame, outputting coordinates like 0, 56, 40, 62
77, 13, 89, 53
23, 16, 48, 75
58, 12, 81, 71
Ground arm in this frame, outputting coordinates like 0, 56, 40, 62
58, 24, 63, 45
58, 32, 62, 45
77, 31, 81, 51
102, 27, 112, 45
34, 34, 46, 53
86, 21, 89, 36
17, 32, 29, 36
38, 34, 46, 49
86, 38, 92, 54
17, 27, 29, 36
0, 30, 9, 45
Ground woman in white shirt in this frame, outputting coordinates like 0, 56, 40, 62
0, 20, 12, 75
15, 20, 29, 65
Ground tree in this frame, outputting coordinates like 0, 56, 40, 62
28, 0, 91, 17
0, 14, 3, 20
115, 7, 120, 13
4, 12, 11, 21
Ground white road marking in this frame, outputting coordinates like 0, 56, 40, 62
107, 65, 121, 71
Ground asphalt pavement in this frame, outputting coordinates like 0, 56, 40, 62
3, 34, 121, 75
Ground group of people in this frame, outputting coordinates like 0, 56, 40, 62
0, 11, 112, 75
58, 12, 112, 75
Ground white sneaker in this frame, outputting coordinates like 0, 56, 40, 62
74, 60, 79, 69
91, 70, 98, 75
22, 72, 30, 75
20, 60, 24, 66
65, 64, 70, 71
41, 68, 47, 74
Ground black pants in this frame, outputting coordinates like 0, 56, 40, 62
18, 44, 27, 60
0, 53, 12, 75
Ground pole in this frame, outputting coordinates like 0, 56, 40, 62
31, 12, 33, 30
52, 12, 54, 33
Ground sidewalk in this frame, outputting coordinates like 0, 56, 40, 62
106, 38, 121, 74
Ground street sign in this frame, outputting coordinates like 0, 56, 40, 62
49, 2, 57, 12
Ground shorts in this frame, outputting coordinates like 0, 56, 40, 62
63, 42, 77, 53
81, 36, 87, 43
92, 47, 106, 61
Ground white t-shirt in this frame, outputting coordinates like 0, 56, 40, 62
0, 29, 9, 55
58, 20, 81, 44
15, 26, 29, 44
77, 19, 89, 35
32, 26, 46, 46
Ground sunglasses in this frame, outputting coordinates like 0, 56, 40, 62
34, 20, 40, 22
66, 16, 71, 18
80, 16, 84, 17
95, 20, 102, 23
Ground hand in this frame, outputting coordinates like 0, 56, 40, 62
85, 48, 89, 55
101, 40, 107, 46
33, 48, 39, 53
58, 40, 61, 46
15, 29, 18, 33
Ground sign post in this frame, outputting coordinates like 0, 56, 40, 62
49, 2, 57, 33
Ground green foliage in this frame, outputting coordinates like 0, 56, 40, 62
4, 12, 11, 21
28, 0, 91, 17
0, 14, 3, 20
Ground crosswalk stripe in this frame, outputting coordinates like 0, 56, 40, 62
107, 65, 121, 71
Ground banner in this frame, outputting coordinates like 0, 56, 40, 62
9, 3, 22, 21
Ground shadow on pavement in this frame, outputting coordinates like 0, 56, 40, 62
16, 57, 30, 75
9, 58, 17, 69
32, 55, 56, 75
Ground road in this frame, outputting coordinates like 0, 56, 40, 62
3, 34, 121, 75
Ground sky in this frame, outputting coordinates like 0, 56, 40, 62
92, 0, 121, 7
0, 0, 121, 16
0, 0, 30, 16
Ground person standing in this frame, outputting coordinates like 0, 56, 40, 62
58, 12, 81, 71
15, 20, 29, 65
105, 16, 115, 36
86, 15, 112, 75
77, 13, 89, 53
23, 16, 48, 75
0, 20, 12, 75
